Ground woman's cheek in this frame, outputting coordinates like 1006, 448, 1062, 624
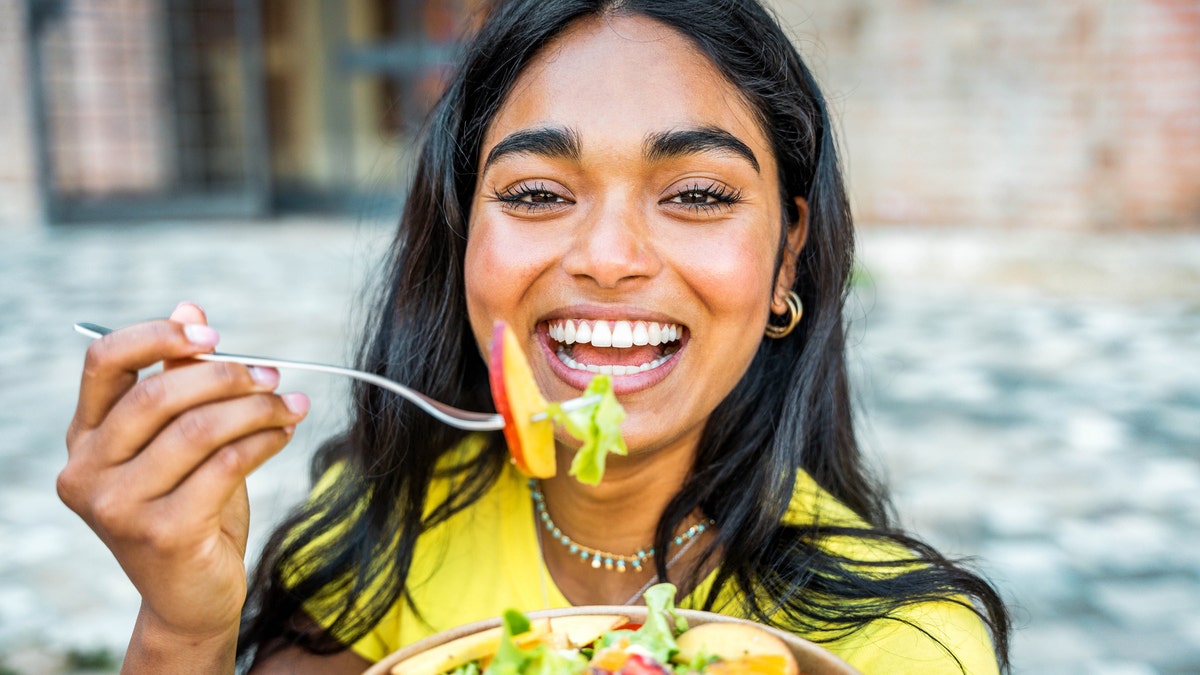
680, 236, 777, 316
464, 217, 553, 336
463, 221, 503, 349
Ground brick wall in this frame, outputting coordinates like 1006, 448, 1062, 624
42, 0, 169, 197
0, 1, 38, 228
768, 0, 1200, 229
3, 2, 1197, 230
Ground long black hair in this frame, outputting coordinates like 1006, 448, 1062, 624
239, 0, 1010, 671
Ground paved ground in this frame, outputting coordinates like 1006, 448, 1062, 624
0, 219, 1196, 674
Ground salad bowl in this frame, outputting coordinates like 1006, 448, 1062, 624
363, 605, 862, 675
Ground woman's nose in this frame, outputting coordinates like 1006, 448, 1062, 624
560, 200, 662, 288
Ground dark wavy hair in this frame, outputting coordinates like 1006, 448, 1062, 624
238, 0, 1010, 671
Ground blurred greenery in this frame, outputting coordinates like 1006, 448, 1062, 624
849, 260, 875, 289
64, 647, 119, 671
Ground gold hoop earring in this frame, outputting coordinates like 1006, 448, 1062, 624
765, 290, 803, 339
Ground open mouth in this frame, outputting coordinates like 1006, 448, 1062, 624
545, 319, 685, 376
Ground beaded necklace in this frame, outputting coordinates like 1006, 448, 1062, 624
529, 479, 712, 574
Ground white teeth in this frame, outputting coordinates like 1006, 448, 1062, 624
632, 321, 649, 346
547, 319, 683, 348
556, 347, 673, 375
590, 321, 612, 347
611, 321, 633, 348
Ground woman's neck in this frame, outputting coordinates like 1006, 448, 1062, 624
535, 433, 713, 605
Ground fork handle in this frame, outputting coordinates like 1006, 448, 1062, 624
73, 323, 597, 432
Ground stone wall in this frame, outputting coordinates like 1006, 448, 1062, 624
41, 1, 170, 197
2, 2, 1197, 230
767, 0, 1200, 229
0, 1, 38, 229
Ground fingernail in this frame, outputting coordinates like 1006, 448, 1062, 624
249, 366, 280, 388
183, 324, 219, 346
282, 424, 296, 435
171, 301, 204, 322
282, 392, 310, 416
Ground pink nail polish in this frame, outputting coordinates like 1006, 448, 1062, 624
282, 393, 310, 415
249, 366, 280, 387
183, 324, 219, 346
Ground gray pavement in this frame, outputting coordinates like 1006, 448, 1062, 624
0, 219, 1197, 674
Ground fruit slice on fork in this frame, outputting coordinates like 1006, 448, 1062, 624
489, 321, 556, 478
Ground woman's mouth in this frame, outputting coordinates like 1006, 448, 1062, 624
541, 319, 685, 392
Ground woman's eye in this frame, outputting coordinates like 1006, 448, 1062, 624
676, 190, 717, 205
523, 191, 563, 204
665, 183, 743, 212
494, 183, 570, 212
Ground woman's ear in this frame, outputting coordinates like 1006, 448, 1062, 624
771, 197, 809, 314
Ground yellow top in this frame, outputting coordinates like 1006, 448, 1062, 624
308, 442, 999, 674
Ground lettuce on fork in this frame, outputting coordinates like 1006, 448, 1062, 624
545, 374, 627, 486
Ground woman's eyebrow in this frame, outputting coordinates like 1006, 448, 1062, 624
483, 127, 581, 170
643, 127, 760, 173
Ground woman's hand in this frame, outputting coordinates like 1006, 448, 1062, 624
58, 303, 309, 672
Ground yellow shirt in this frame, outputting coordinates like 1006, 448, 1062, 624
314, 451, 999, 674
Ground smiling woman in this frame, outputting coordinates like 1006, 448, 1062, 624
58, 1, 1010, 674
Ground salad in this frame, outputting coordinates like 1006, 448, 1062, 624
388, 584, 801, 675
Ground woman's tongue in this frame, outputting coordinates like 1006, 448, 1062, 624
569, 343, 662, 368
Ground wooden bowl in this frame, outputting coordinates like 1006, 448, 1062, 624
363, 605, 861, 675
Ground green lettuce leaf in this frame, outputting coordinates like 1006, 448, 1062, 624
484, 610, 534, 675
483, 609, 586, 675
522, 645, 588, 675
449, 663, 481, 675
597, 582, 684, 664
544, 374, 627, 486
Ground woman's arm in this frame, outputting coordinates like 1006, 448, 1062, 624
58, 302, 310, 674
120, 606, 239, 674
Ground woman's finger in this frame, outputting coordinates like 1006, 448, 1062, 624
69, 319, 221, 439
122, 392, 309, 501
89, 360, 282, 467
168, 420, 305, 519
164, 302, 211, 372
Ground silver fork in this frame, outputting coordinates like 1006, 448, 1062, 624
74, 323, 598, 432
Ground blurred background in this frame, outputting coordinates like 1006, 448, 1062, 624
0, 1, 1197, 673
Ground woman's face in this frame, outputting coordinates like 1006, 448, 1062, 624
466, 14, 803, 458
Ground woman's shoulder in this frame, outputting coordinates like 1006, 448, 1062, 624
829, 599, 1000, 675
779, 471, 1001, 673
783, 470, 912, 564
782, 469, 866, 529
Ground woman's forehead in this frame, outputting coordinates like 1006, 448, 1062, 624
480, 14, 772, 168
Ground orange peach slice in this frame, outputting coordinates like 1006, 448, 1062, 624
675, 623, 800, 675
389, 619, 549, 675
489, 321, 556, 478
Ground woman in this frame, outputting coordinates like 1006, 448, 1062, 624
59, 0, 1011, 673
